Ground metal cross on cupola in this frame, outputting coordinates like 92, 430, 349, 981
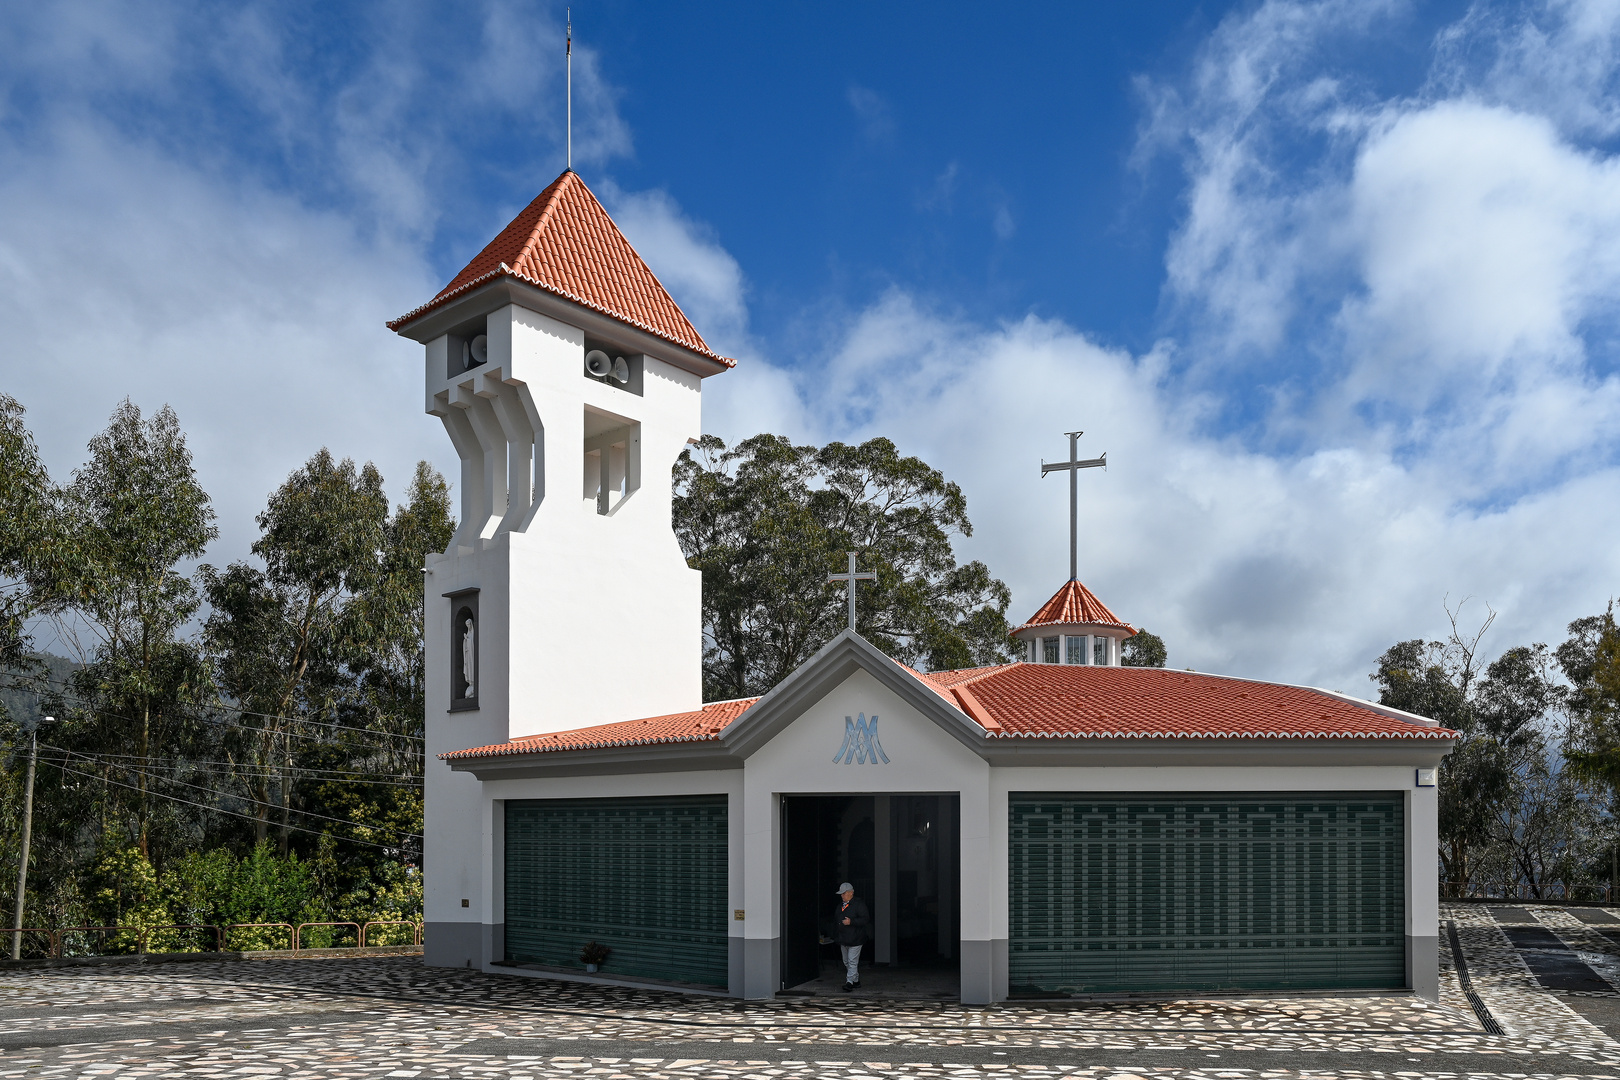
828, 552, 877, 632
1041, 430, 1106, 582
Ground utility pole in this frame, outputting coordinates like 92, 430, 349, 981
10, 715, 46, 960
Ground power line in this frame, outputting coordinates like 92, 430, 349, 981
55, 751, 422, 783
4, 678, 424, 744
3, 681, 422, 754
43, 747, 423, 843
45, 762, 418, 853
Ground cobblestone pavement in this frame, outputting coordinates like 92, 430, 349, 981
4, 907, 1620, 1079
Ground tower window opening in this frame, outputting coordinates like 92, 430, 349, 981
1065, 636, 1084, 665
1094, 636, 1108, 666
583, 406, 640, 516
1042, 637, 1060, 665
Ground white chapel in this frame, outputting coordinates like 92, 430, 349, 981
390, 168, 1455, 1004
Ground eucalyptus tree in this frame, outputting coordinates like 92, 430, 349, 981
295, 462, 452, 872
201, 450, 388, 850
674, 434, 1014, 700
1372, 631, 1503, 893
44, 401, 217, 858
1122, 630, 1167, 667
1561, 608, 1620, 783
0, 393, 61, 693
31, 399, 218, 861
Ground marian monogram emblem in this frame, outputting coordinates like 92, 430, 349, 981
833, 713, 889, 765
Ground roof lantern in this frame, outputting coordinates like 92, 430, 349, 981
1011, 579, 1136, 667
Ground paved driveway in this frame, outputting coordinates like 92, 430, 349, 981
3, 903, 1619, 1078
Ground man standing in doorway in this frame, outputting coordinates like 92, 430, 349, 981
835, 882, 869, 992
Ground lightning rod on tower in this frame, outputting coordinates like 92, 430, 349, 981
566, 8, 572, 170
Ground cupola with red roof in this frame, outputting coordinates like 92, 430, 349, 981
1011, 578, 1136, 666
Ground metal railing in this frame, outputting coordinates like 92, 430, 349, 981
295, 922, 361, 950
361, 920, 422, 947
221, 922, 297, 951
2, 919, 424, 960
1443, 881, 1616, 903
142, 924, 225, 953
1, 927, 58, 959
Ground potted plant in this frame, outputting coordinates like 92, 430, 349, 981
580, 940, 610, 973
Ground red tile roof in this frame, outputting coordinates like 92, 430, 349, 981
443, 698, 757, 760
919, 664, 1453, 740
388, 170, 734, 367
442, 664, 1450, 762
1015, 579, 1134, 634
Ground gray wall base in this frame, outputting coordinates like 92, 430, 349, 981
1409, 934, 1439, 1001
485, 923, 504, 966
960, 939, 1006, 1004
743, 937, 780, 999
424, 921, 483, 968
728, 936, 745, 998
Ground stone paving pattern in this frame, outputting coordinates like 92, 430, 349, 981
2, 905, 1620, 1078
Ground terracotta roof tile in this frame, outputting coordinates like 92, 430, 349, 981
1015, 579, 1134, 634
920, 664, 1454, 740
442, 662, 1451, 762
444, 697, 757, 760
389, 170, 734, 367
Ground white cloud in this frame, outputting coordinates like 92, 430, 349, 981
847, 84, 896, 142
7, 0, 1620, 701
600, 183, 751, 359
0, 117, 450, 571
706, 291, 1620, 689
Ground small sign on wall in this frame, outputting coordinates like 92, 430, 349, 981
734, 909, 745, 921
1416, 768, 1437, 787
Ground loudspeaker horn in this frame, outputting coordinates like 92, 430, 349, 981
585, 349, 613, 377
611, 356, 630, 383
469, 334, 488, 365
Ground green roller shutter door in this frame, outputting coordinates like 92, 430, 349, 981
1008, 793, 1405, 995
505, 795, 728, 988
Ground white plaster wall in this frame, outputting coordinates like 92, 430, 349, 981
421, 300, 707, 955
424, 303, 703, 739
740, 668, 990, 948
422, 546, 511, 939
1407, 781, 1439, 943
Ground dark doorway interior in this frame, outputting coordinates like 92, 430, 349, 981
780, 794, 959, 995
893, 794, 958, 968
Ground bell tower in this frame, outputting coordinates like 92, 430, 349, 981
389, 170, 733, 967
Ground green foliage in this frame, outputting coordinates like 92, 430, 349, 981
43, 400, 218, 859
0, 393, 62, 689
1561, 609, 1620, 791
1121, 629, 1167, 667
200, 449, 391, 849
83, 843, 165, 952
674, 434, 1015, 698
0, 401, 439, 941
1370, 609, 1607, 898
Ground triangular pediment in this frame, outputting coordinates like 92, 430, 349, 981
720, 630, 990, 759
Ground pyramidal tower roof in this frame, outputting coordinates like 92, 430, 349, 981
388, 170, 733, 366
1014, 579, 1135, 635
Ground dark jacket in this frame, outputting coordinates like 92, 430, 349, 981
834, 896, 870, 946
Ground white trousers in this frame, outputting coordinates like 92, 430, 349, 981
840, 944, 861, 983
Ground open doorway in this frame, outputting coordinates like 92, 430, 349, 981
779, 794, 959, 997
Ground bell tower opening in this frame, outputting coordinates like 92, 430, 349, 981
582, 404, 640, 515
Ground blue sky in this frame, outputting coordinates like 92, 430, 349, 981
4, 0, 1619, 688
